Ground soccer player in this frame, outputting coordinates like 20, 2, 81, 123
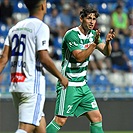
46, 5, 115, 133
0, 0, 68, 133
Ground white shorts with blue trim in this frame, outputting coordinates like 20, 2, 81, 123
12, 92, 45, 126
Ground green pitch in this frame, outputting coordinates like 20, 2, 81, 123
1, 131, 133, 133
59, 131, 133, 133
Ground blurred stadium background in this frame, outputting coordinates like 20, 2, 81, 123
0, 0, 133, 132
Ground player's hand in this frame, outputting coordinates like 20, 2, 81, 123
94, 29, 100, 45
59, 76, 68, 89
106, 29, 115, 43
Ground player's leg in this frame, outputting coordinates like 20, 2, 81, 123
12, 92, 46, 133
74, 85, 104, 133
16, 122, 35, 133
17, 116, 46, 133
46, 85, 79, 133
46, 116, 67, 133
33, 116, 46, 133
46, 85, 68, 133
86, 110, 104, 133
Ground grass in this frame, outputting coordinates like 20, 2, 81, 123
1, 131, 133, 133
59, 131, 133, 133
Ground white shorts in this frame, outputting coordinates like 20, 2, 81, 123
11, 92, 45, 126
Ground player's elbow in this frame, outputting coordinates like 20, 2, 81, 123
75, 57, 86, 63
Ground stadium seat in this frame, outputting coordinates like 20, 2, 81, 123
97, 14, 110, 25
0, 23, 9, 37
87, 74, 95, 86
108, 73, 124, 87
95, 85, 107, 93
125, 86, 133, 94
110, 86, 121, 94
13, 1, 28, 13
88, 0, 101, 4
0, 36, 5, 49
94, 74, 111, 86
126, 49, 133, 61
97, 3, 110, 14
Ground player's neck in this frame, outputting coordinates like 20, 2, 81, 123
29, 12, 44, 21
78, 25, 90, 36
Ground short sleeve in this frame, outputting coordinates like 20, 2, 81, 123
36, 24, 50, 51
4, 35, 10, 46
64, 31, 81, 52
4, 28, 12, 47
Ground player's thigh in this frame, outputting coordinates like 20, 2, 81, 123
75, 85, 99, 117
34, 116, 46, 133
12, 92, 45, 128
55, 86, 80, 116
18, 115, 46, 133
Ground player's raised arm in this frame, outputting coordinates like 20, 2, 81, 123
96, 29, 115, 56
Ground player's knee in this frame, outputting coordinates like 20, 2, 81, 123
15, 129, 27, 133
93, 113, 102, 122
54, 116, 67, 126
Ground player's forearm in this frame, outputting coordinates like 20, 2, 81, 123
103, 41, 112, 56
42, 57, 63, 81
75, 43, 96, 62
0, 56, 8, 74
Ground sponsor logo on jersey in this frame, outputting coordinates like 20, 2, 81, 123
91, 101, 98, 108
11, 72, 26, 82
42, 40, 46, 45
84, 44, 91, 48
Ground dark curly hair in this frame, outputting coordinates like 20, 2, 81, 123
80, 5, 99, 18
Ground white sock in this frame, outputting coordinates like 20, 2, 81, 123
15, 129, 27, 133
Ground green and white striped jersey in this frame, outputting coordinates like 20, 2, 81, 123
61, 27, 102, 87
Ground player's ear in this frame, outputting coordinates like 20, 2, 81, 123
79, 16, 83, 23
41, 2, 46, 12
41, 3, 44, 10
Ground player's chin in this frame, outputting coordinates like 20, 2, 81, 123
88, 26, 94, 30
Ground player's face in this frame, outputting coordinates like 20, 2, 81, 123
81, 13, 96, 31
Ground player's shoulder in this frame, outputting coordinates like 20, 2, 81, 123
65, 27, 80, 38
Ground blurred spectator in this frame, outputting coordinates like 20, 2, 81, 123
88, 49, 107, 75
52, 25, 67, 60
0, 0, 13, 27
111, 5, 129, 37
88, 54, 102, 75
124, 27, 133, 50
70, 2, 83, 27
108, 38, 132, 73
59, 3, 72, 28
110, 0, 128, 13
44, 7, 62, 36
76, 0, 88, 7
128, 8, 133, 29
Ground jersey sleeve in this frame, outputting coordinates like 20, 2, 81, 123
4, 35, 10, 46
4, 28, 12, 47
36, 23, 50, 51
64, 31, 81, 52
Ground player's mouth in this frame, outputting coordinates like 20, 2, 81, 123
88, 25, 93, 29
